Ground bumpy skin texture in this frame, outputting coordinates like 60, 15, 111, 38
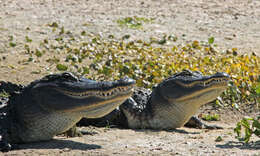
79, 70, 230, 130
0, 72, 135, 151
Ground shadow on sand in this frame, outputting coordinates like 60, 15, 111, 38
133, 128, 200, 135
216, 140, 260, 150
15, 139, 101, 151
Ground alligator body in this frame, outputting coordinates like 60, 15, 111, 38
0, 72, 135, 151
79, 70, 230, 129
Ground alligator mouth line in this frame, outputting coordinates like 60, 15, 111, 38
63, 94, 133, 112
175, 84, 228, 102
56, 85, 135, 99
175, 77, 229, 88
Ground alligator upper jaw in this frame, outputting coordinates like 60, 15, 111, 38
59, 84, 134, 100
53, 80, 135, 113
62, 88, 135, 113
174, 75, 230, 88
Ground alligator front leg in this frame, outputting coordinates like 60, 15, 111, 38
184, 116, 223, 129
0, 139, 12, 152
63, 125, 83, 137
64, 125, 98, 137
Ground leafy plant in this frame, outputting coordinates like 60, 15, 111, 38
117, 16, 153, 29
48, 22, 59, 28
215, 136, 223, 142
234, 116, 260, 143
253, 82, 260, 103
19, 25, 260, 110
9, 42, 16, 47
202, 114, 220, 121
208, 37, 215, 45
56, 64, 68, 71
35, 49, 43, 57
25, 36, 32, 43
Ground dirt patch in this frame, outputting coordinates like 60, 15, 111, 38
4, 122, 260, 155
0, 0, 259, 155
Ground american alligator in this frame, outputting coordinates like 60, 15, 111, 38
0, 72, 135, 151
79, 70, 230, 129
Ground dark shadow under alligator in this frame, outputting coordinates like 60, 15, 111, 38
13, 139, 101, 151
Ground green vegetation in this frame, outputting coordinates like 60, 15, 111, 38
56, 64, 68, 71
202, 114, 220, 121
17, 23, 259, 110
9, 42, 16, 47
117, 16, 154, 29
25, 36, 32, 43
215, 136, 223, 142
2, 22, 260, 143
234, 116, 260, 143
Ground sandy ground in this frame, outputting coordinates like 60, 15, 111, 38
4, 124, 260, 156
0, 0, 260, 155
3, 108, 260, 156
0, 0, 260, 55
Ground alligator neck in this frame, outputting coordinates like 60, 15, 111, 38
121, 87, 168, 129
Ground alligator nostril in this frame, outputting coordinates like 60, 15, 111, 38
119, 77, 136, 85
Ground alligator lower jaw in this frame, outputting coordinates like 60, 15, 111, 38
63, 93, 133, 113
175, 85, 228, 102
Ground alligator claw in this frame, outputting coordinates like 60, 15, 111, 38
63, 125, 83, 137
185, 116, 223, 130
0, 140, 12, 152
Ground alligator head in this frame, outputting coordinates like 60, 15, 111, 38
158, 70, 230, 104
149, 70, 230, 128
9, 72, 135, 143
121, 70, 230, 129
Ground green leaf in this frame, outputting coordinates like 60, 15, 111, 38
56, 64, 68, 71
208, 37, 215, 44
35, 49, 42, 57
82, 67, 89, 75
202, 114, 220, 121
9, 42, 16, 47
255, 83, 260, 95
25, 36, 32, 42
48, 22, 59, 28
253, 120, 260, 129
215, 136, 223, 142
234, 122, 241, 137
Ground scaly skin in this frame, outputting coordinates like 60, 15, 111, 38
0, 72, 135, 150
79, 70, 230, 129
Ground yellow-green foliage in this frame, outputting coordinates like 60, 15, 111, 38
202, 114, 220, 121
117, 16, 154, 29
21, 25, 259, 107
78, 38, 258, 107
234, 116, 260, 143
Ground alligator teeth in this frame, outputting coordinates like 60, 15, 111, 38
58, 84, 134, 99
176, 77, 228, 87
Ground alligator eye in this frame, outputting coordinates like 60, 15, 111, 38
193, 71, 203, 76
178, 70, 193, 77
62, 72, 78, 81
